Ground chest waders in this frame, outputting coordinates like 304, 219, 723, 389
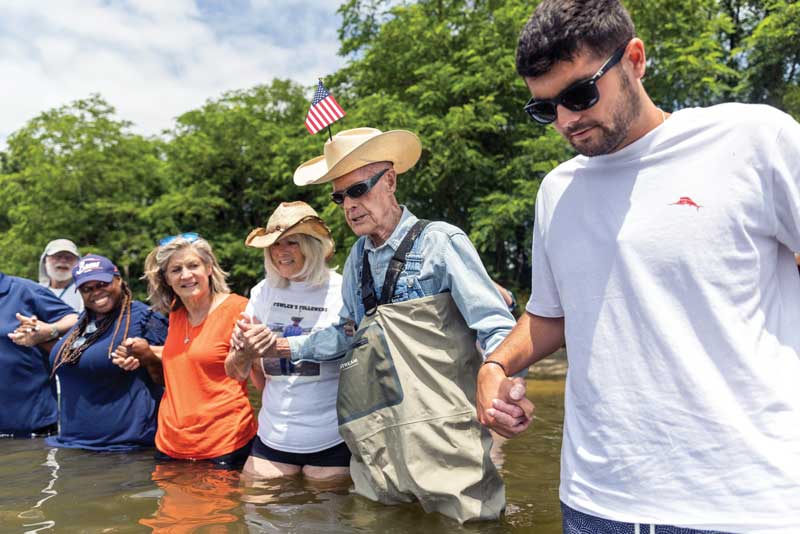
336, 220, 505, 523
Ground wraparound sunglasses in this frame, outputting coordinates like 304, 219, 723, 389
330, 168, 389, 205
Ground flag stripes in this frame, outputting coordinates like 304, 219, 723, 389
305, 81, 345, 134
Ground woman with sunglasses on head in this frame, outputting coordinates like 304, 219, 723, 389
142, 233, 256, 468
226, 202, 351, 482
46, 254, 168, 450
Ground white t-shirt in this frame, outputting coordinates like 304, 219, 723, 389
246, 273, 344, 453
527, 103, 800, 533
40, 281, 84, 313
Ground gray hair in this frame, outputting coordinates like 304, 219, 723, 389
264, 233, 330, 288
143, 237, 230, 314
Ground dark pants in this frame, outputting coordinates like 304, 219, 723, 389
155, 438, 254, 470
561, 502, 733, 534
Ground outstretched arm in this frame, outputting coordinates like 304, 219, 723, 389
8, 312, 78, 350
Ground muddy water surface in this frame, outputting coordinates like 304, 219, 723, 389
0, 375, 565, 533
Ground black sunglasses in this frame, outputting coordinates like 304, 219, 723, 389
523, 44, 627, 125
330, 168, 389, 205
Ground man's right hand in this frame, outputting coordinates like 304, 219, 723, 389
476, 364, 534, 438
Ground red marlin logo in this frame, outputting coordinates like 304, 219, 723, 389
670, 196, 702, 210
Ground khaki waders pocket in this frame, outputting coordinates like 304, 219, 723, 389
337, 320, 404, 425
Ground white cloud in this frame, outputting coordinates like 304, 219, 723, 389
0, 0, 346, 144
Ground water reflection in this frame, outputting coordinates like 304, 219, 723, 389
17, 447, 59, 534
241, 477, 353, 533
0, 375, 565, 533
139, 463, 244, 533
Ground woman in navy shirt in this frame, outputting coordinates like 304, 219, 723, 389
47, 255, 167, 451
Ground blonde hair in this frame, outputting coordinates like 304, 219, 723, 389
143, 237, 230, 314
264, 233, 330, 288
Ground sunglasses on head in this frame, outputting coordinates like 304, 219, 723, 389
330, 168, 389, 205
523, 44, 628, 125
158, 232, 200, 247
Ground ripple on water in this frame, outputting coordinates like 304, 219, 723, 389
0, 375, 565, 533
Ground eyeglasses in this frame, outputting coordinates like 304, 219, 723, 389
158, 232, 200, 247
330, 168, 389, 205
523, 44, 627, 125
78, 281, 111, 294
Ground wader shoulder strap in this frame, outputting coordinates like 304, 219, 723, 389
361, 219, 430, 316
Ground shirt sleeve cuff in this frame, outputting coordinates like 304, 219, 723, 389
286, 335, 308, 362
525, 299, 564, 318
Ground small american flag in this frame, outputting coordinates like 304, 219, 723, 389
305, 80, 345, 135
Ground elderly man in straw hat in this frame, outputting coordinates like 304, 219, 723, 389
230, 127, 528, 522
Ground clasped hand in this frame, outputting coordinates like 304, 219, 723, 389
111, 337, 150, 371
7, 313, 52, 347
476, 365, 535, 438
231, 313, 277, 359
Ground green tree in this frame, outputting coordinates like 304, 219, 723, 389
333, 0, 572, 290
333, 0, 800, 295
148, 79, 345, 295
627, 0, 740, 107
0, 95, 167, 295
742, 0, 800, 118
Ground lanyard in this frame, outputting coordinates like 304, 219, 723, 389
56, 280, 74, 299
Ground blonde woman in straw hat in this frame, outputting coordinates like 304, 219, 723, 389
227, 127, 523, 522
226, 201, 351, 482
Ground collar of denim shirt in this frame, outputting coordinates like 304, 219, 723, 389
364, 206, 418, 253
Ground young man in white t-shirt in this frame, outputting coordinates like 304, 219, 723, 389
476, 0, 800, 532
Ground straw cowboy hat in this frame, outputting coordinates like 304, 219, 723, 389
293, 127, 422, 186
245, 201, 335, 259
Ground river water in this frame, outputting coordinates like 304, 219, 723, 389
0, 376, 565, 533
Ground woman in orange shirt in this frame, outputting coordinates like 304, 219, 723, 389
136, 233, 257, 468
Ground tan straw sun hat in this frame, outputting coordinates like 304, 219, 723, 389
245, 201, 335, 259
293, 127, 422, 186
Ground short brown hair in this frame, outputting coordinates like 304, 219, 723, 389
516, 0, 635, 78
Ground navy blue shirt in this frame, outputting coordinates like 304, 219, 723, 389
0, 273, 76, 434
46, 301, 168, 451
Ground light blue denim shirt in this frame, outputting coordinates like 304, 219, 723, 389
287, 207, 515, 362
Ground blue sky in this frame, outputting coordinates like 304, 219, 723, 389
0, 0, 347, 144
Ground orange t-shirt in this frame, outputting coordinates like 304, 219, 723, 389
155, 294, 256, 460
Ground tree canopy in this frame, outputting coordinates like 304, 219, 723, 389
2, 0, 798, 303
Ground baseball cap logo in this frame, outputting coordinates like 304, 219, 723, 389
75, 260, 102, 275
670, 196, 702, 210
